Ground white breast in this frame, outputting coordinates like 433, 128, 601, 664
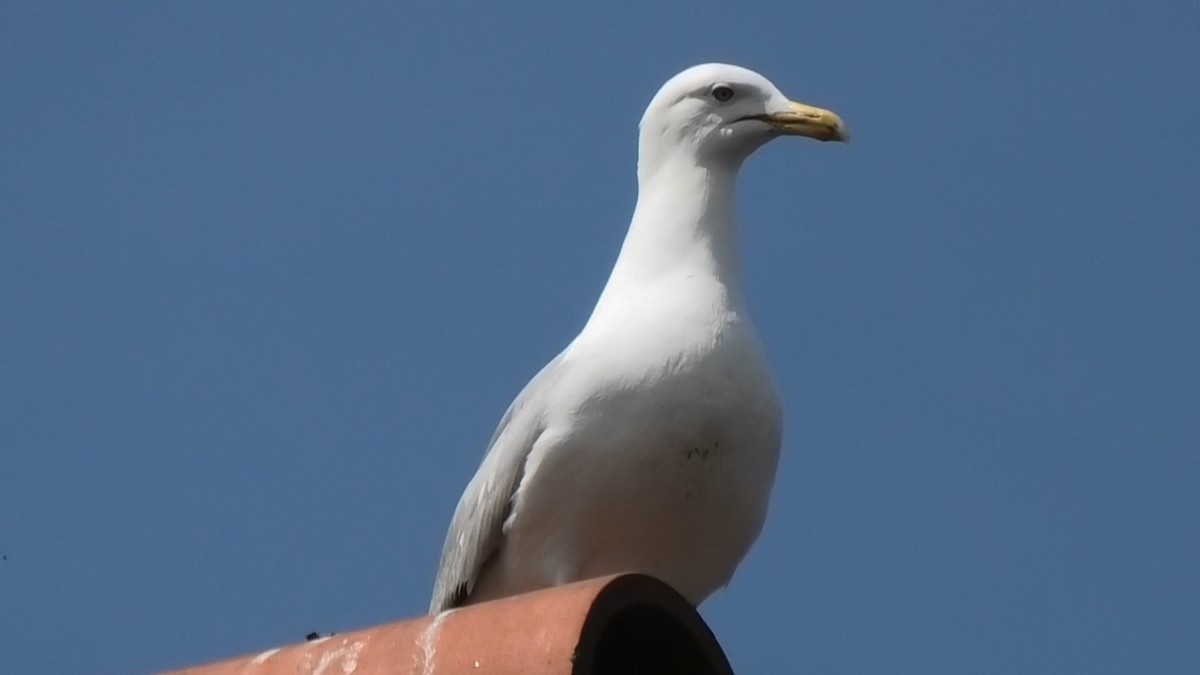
469, 274, 783, 604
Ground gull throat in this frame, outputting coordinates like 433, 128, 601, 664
601, 157, 742, 301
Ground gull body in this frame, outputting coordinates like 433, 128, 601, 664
430, 63, 846, 613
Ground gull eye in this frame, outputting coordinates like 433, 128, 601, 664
711, 85, 735, 103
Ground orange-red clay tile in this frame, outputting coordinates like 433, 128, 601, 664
165, 573, 734, 675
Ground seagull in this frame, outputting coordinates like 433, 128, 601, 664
430, 63, 846, 613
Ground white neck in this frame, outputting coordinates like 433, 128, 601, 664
596, 154, 743, 306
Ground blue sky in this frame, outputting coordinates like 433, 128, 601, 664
2, 2, 1197, 672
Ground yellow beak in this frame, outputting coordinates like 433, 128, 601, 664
759, 101, 848, 142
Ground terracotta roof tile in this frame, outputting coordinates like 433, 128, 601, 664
166, 573, 734, 674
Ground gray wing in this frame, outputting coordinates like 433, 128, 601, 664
428, 354, 564, 614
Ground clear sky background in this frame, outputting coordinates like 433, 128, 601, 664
2, 2, 1197, 673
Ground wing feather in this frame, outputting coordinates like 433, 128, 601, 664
428, 355, 563, 613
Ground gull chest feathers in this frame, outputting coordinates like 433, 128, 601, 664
430, 63, 846, 613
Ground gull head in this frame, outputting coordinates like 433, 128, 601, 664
638, 63, 847, 176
